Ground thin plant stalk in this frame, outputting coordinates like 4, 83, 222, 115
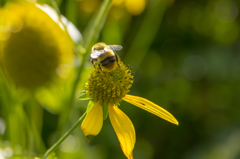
42, 112, 87, 159
69, 0, 113, 108
42, 0, 113, 158
57, 0, 113, 136
124, 0, 168, 70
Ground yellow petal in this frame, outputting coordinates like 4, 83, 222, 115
81, 102, 103, 136
123, 94, 179, 125
108, 104, 135, 159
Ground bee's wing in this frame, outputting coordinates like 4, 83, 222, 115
108, 45, 123, 51
91, 50, 104, 59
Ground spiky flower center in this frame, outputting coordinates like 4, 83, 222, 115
1, 2, 74, 90
86, 61, 134, 106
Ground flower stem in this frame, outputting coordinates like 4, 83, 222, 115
42, 1, 113, 158
69, 0, 113, 107
42, 112, 87, 159
124, 0, 167, 70
57, 0, 113, 139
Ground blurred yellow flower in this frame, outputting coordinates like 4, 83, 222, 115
112, 0, 125, 6
125, 0, 146, 15
78, 0, 101, 14
80, 58, 178, 159
112, 0, 146, 15
0, 2, 74, 91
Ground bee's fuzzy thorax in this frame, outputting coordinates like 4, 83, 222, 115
86, 61, 134, 106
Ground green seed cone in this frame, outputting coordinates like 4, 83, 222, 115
86, 61, 134, 106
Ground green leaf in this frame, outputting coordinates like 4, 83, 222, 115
87, 101, 94, 113
102, 104, 109, 120
79, 90, 91, 100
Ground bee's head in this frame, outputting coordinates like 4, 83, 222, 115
92, 42, 107, 51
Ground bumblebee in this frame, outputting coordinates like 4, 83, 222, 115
90, 42, 123, 73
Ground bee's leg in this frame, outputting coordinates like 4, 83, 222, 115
104, 73, 107, 82
115, 54, 121, 70
91, 59, 97, 69
98, 64, 103, 72
98, 64, 108, 82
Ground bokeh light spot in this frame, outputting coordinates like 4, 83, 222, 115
215, 0, 238, 22
213, 21, 239, 45
0, 26, 10, 41
112, 0, 124, 6
3, 147, 13, 157
125, 0, 146, 15
178, 6, 191, 30
140, 51, 162, 78
60, 135, 79, 153
78, 0, 101, 14
230, 56, 240, 79
183, 55, 208, 80
0, 118, 6, 135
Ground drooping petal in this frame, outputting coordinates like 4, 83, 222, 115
123, 94, 179, 125
108, 104, 135, 159
81, 102, 103, 136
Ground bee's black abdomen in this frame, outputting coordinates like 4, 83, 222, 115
100, 56, 116, 66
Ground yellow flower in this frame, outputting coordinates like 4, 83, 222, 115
80, 60, 178, 159
1, 2, 74, 91
112, 0, 146, 16
125, 0, 146, 15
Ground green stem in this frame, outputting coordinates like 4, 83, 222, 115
50, 0, 61, 15
49, 0, 73, 42
42, 112, 87, 159
69, 0, 113, 106
124, 0, 167, 70
57, 0, 113, 134
43, 0, 113, 158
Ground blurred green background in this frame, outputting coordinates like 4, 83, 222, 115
1, 0, 240, 159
